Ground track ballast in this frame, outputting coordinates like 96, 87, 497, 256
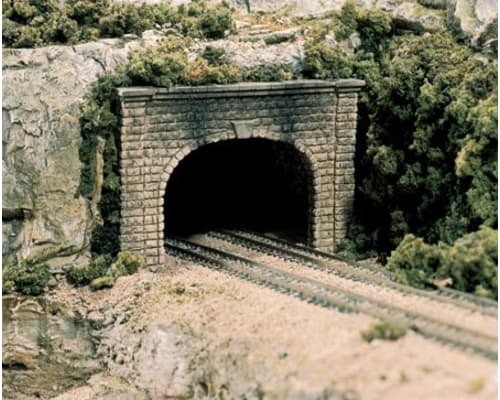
165, 231, 498, 361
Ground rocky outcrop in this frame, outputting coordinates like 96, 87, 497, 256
447, 0, 498, 42
2, 36, 159, 268
2, 295, 102, 399
393, 2, 446, 32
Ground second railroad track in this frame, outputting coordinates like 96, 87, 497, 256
165, 230, 498, 361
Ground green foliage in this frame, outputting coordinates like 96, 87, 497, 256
301, 7, 496, 273
387, 234, 444, 288
347, 30, 497, 261
355, 8, 393, 56
455, 93, 498, 225
361, 321, 407, 342
387, 227, 498, 299
335, 1, 358, 40
106, 251, 144, 278
197, 1, 235, 39
202, 45, 227, 66
302, 41, 354, 79
3, 0, 236, 48
241, 63, 297, 82
67, 251, 143, 290
89, 275, 116, 291
3, 261, 51, 296
125, 37, 189, 87
66, 254, 113, 286
440, 226, 498, 299
185, 58, 242, 84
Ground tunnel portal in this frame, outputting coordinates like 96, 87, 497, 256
164, 138, 312, 243
118, 80, 364, 266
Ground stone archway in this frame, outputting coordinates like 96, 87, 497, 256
162, 137, 316, 244
118, 80, 364, 266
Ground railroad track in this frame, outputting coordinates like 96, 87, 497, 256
210, 229, 498, 316
164, 232, 498, 360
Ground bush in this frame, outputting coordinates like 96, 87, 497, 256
90, 275, 116, 291
241, 63, 297, 82
302, 41, 354, 79
388, 227, 498, 299
184, 58, 242, 85
361, 321, 407, 342
88, 251, 143, 290
67, 251, 143, 290
197, 1, 235, 39
3, 0, 236, 48
106, 251, 144, 279
125, 37, 189, 87
3, 261, 51, 296
202, 45, 227, 66
387, 234, 443, 288
66, 254, 114, 286
439, 226, 497, 299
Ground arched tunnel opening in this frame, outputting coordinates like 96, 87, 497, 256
164, 138, 313, 244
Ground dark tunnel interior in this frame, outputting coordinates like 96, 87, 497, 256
164, 138, 312, 244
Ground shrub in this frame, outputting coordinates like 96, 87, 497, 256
197, 1, 235, 39
90, 275, 116, 291
3, 261, 51, 296
184, 58, 242, 85
361, 321, 407, 342
439, 226, 498, 299
202, 45, 227, 66
106, 251, 144, 278
89, 251, 144, 290
302, 41, 354, 79
387, 234, 444, 288
241, 63, 297, 82
3, 0, 236, 48
125, 37, 189, 87
67, 252, 143, 290
388, 227, 498, 299
66, 254, 113, 286
335, 1, 358, 40
348, 31, 497, 261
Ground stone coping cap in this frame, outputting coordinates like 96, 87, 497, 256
117, 79, 365, 99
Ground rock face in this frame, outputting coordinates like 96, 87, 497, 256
448, 0, 498, 40
2, 35, 163, 268
2, 295, 102, 399
393, 2, 446, 32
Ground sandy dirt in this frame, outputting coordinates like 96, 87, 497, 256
65, 255, 496, 400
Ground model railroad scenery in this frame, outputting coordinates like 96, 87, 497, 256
2, 0, 498, 399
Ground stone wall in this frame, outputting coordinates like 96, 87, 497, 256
118, 80, 364, 266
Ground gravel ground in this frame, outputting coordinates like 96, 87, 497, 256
137, 257, 497, 400
46, 255, 497, 400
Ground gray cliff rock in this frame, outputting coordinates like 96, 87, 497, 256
447, 0, 498, 41
2, 35, 163, 268
2, 295, 102, 399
